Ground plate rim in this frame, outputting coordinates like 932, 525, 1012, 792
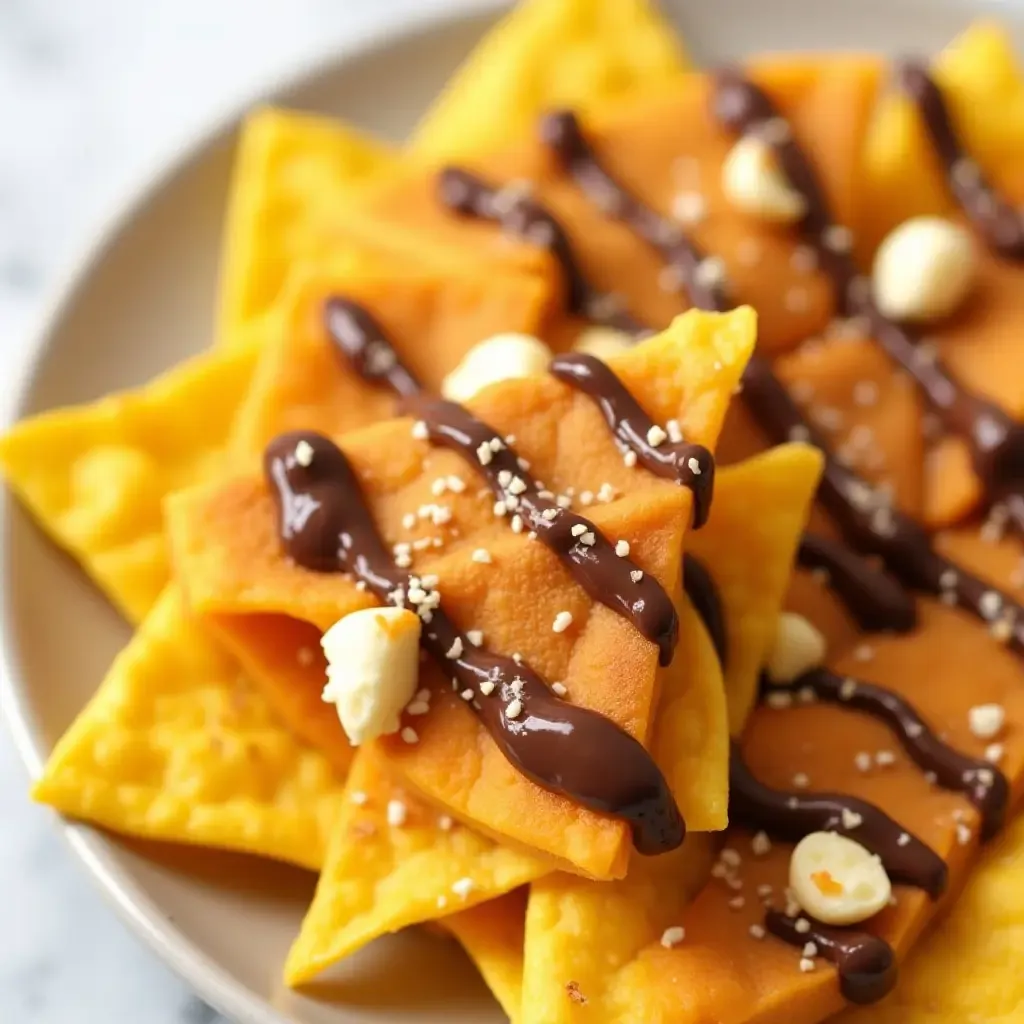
0, 3, 507, 1022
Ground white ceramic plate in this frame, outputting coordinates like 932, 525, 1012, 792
2, 1, 1020, 1021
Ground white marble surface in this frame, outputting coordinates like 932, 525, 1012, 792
0, 3, 468, 1020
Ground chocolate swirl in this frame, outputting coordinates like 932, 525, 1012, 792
729, 742, 947, 897
765, 910, 897, 1005
437, 166, 647, 335
898, 61, 1024, 260
798, 532, 917, 633
264, 430, 684, 854
540, 109, 731, 314
683, 553, 728, 667
403, 394, 680, 665
324, 297, 422, 397
549, 352, 715, 527
712, 71, 1024, 536
763, 669, 1009, 839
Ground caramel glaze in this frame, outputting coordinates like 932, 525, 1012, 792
403, 394, 680, 666
264, 430, 684, 854
436, 166, 647, 336
713, 69, 1024, 543
729, 741, 948, 897
683, 553, 728, 667
898, 60, 1024, 260
798, 532, 917, 633
549, 352, 715, 528
765, 910, 898, 1005
762, 669, 1009, 839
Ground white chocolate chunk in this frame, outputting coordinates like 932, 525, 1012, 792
968, 703, 1005, 740
572, 326, 633, 361
765, 612, 827, 684
872, 216, 977, 323
790, 832, 891, 926
441, 333, 552, 402
320, 607, 421, 745
721, 135, 807, 223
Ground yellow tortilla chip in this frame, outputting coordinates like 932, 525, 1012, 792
216, 107, 398, 348
837, 811, 1024, 1024
688, 443, 823, 734
0, 342, 260, 624
411, 0, 690, 163
444, 892, 528, 1024
862, 20, 1024, 248
32, 586, 342, 871
283, 749, 547, 987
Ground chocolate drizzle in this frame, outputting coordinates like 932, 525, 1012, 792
437, 166, 647, 335
798, 532, 916, 633
765, 910, 897, 1005
729, 742, 948, 897
763, 669, 1009, 839
540, 109, 731, 314
264, 430, 684, 854
683, 553, 727, 667
324, 297, 422, 397
549, 352, 715, 527
713, 70, 1024, 537
898, 61, 1024, 260
403, 394, 680, 665
742, 353, 1024, 651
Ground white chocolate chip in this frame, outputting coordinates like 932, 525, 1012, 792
320, 608, 422, 746
765, 613, 827, 684
789, 831, 892, 926
441, 333, 552, 402
872, 216, 977, 324
721, 135, 807, 223
572, 326, 633, 361
968, 703, 1005, 740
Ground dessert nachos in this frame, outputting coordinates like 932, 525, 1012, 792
5, 2, 1024, 1022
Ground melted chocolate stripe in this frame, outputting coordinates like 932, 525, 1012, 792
714, 71, 1024, 539
437, 166, 648, 336
729, 742, 948, 897
742, 353, 1024, 653
324, 297, 422, 397
540, 109, 731, 314
765, 910, 897, 1005
798, 532, 916, 633
264, 430, 684, 854
763, 669, 1009, 839
403, 394, 680, 666
898, 61, 1024, 260
683, 553, 728, 667
549, 352, 715, 528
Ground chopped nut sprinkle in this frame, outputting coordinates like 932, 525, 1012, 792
386, 799, 407, 827
660, 926, 686, 948
647, 424, 668, 447
506, 698, 524, 720
471, 548, 492, 564
630, 570, 644, 583
400, 727, 419, 745
552, 682, 568, 697
615, 539, 631, 557
552, 611, 574, 633
411, 421, 429, 440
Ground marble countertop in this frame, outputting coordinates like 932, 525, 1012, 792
0, 2, 462, 1020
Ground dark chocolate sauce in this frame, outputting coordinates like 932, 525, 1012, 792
743, 337, 1024, 655
683, 553, 728, 667
403, 394, 680, 665
713, 70, 1024, 538
540, 110, 731, 314
763, 669, 1008, 839
764, 910, 897, 1005
436, 166, 648, 336
264, 430, 684, 854
729, 742, 947, 897
798, 532, 917, 633
549, 352, 715, 527
324, 297, 422, 397
898, 61, 1024, 260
